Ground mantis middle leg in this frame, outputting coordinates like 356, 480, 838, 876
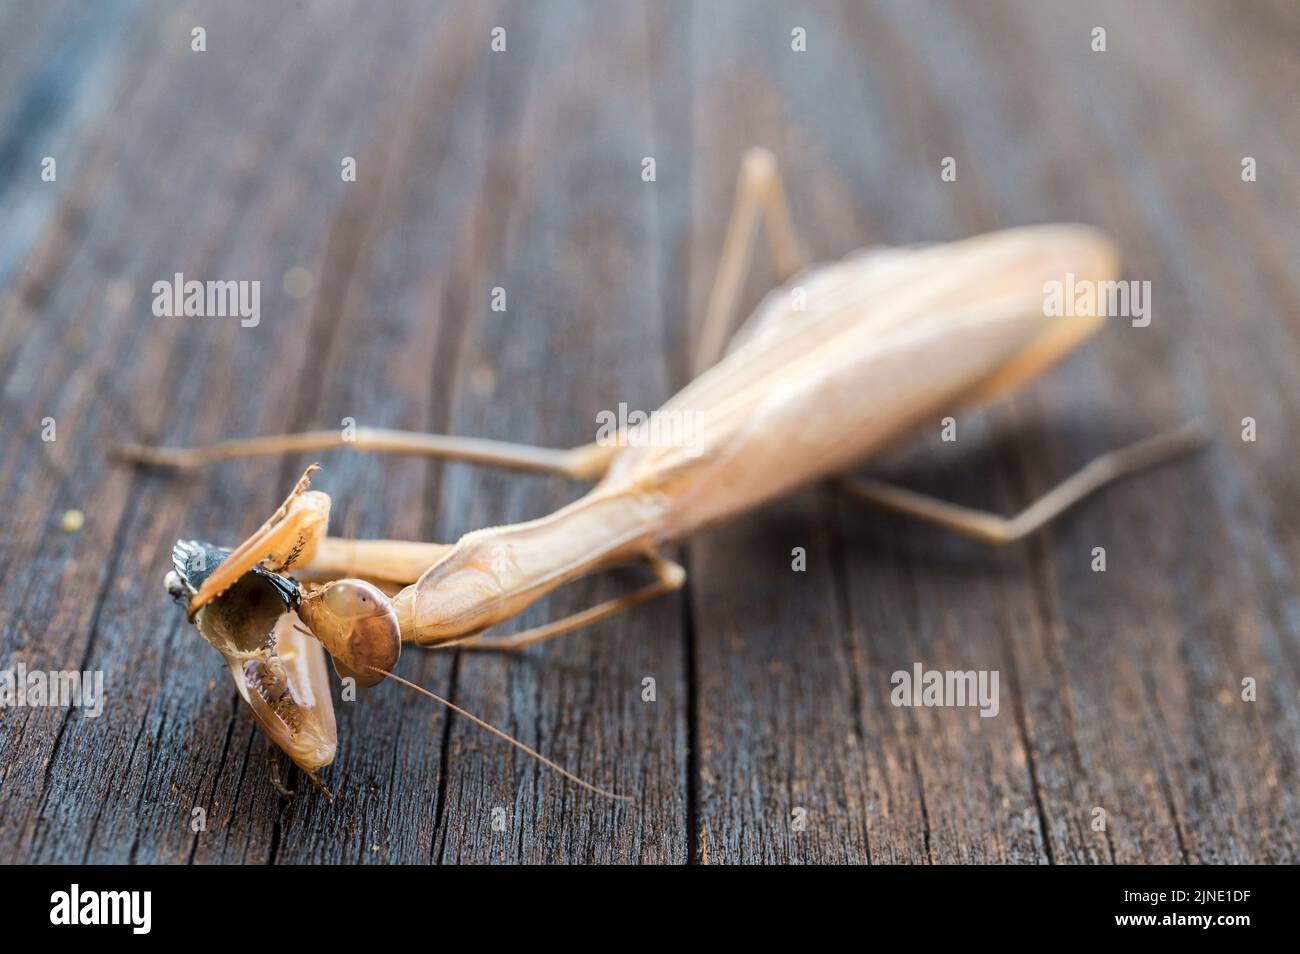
119, 426, 613, 479
694, 147, 806, 374
441, 554, 686, 652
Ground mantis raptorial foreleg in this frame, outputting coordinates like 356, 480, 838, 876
442, 554, 686, 652
694, 147, 806, 374
305, 538, 453, 585
837, 420, 1208, 544
118, 427, 613, 479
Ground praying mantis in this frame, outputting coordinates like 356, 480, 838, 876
121, 149, 1206, 800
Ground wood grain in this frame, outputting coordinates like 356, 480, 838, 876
1, 0, 1297, 863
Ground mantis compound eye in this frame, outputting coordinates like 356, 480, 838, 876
298, 579, 401, 689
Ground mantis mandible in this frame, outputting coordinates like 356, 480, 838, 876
122, 149, 1206, 799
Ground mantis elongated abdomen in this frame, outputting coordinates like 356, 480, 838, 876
382, 223, 1119, 646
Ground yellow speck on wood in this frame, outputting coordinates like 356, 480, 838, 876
60, 509, 85, 532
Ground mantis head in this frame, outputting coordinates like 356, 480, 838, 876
298, 579, 400, 688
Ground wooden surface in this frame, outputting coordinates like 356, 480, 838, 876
2, 0, 1298, 864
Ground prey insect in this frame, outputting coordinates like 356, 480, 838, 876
123, 149, 1207, 800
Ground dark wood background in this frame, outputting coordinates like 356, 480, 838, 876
2, 0, 1298, 864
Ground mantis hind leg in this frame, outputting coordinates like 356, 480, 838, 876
695, 148, 806, 375
118, 427, 614, 480
837, 421, 1208, 544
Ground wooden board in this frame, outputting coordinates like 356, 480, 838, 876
1, 0, 1297, 863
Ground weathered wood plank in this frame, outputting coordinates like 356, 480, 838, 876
686, 0, 1047, 864
682, 0, 1300, 864
954, 0, 1300, 865
429, 0, 690, 864
1, 0, 480, 863
1, 0, 1297, 865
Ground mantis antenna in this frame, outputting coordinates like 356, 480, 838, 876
366, 666, 629, 801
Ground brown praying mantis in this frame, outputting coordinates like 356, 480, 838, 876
121, 149, 1206, 800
